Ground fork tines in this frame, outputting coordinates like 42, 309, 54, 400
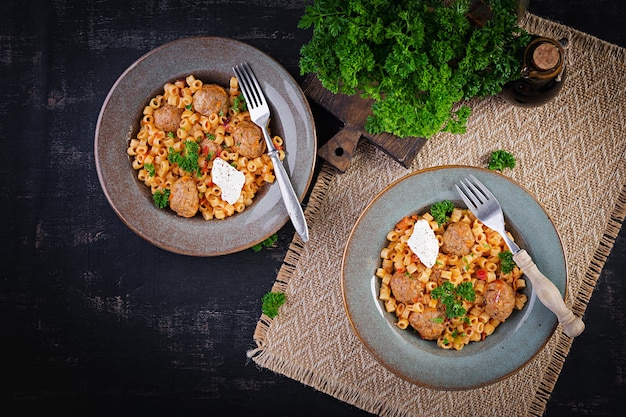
456, 175, 492, 209
233, 62, 264, 109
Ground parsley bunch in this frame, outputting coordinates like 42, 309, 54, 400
299, 0, 530, 138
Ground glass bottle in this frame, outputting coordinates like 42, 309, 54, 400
500, 36, 568, 107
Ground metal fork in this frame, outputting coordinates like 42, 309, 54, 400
233, 62, 309, 243
456, 175, 584, 337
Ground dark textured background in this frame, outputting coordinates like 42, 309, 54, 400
1, 1, 624, 416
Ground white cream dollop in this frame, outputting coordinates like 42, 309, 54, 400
212, 157, 245, 205
407, 219, 439, 268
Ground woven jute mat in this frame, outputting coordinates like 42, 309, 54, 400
248, 14, 626, 417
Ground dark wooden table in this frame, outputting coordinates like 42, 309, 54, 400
2, 1, 624, 416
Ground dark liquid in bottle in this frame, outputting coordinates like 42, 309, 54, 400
501, 68, 566, 107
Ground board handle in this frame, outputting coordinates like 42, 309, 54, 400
317, 125, 362, 172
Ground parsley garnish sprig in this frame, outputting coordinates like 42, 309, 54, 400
431, 281, 476, 320
144, 162, 156, 177
430, 200, 455, 226
153, 189, 170, 209
168, 140, 201, 175
498, 250, 516, 274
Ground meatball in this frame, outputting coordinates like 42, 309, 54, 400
193, 84, 229, 116
430, 268, 444, 286
409, 308, 446, 340
169, 176, 199, 218
231, 120, 266, 158
200, 137, 222, 161
484, 280, 516, 322
390, 271, 424, 304
153, 104, 183, 132
441, 221, 474, 256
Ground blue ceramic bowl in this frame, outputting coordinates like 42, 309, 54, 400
342, 166, 566, 390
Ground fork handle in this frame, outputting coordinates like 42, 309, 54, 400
261, 127, 309, 243
513, 250, 585, 337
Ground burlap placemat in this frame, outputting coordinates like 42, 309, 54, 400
248, 14, 626, 417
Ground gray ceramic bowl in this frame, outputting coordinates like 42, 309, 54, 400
342, 166, 566, 390
95, 37, 316, 256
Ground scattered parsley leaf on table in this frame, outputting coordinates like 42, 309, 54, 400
488, 149, 517, 171
262, 292, 286, 319
252, 233, 278, 252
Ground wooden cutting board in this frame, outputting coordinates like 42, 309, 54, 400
302, 74, 427, 172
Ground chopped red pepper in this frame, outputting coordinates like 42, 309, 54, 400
476, 269, 487, 280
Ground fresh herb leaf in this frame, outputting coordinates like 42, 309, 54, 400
144, 163, 156, 177
168, 140, 201, 175
231, 95, 247, 112
498, 250, 515, 274
488, 149, 516, 171
252, 233, 279, 252
261, 291, 286, 318
153, 189, 170, 209
456, 281, 476, 303
431, 280, 476, 320
430, 200, 455, 226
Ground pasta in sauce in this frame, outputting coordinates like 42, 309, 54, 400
375, 206, 527, 350
126, 75, 284, 220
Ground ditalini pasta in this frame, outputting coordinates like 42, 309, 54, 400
127, 75, 284, 219
375, 206, 527, 350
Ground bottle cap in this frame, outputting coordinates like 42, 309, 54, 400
532, 43, 560, 70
